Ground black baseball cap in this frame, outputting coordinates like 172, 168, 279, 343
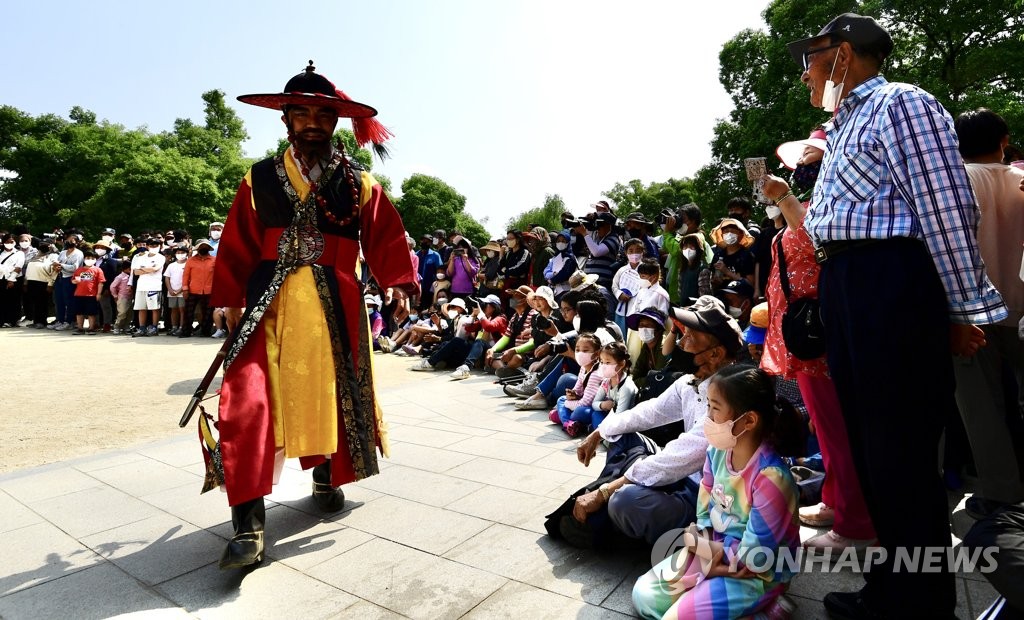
787, 13, 894, 66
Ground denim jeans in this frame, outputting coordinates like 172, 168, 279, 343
55, 276, 75, 324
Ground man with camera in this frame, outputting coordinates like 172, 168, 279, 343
569, 209, 620, 319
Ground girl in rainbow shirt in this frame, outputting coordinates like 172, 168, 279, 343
633, 365, 803, 619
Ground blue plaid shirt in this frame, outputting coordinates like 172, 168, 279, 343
806, 75, 1007, 325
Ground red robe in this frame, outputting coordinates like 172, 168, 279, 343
210, 154, 414, 506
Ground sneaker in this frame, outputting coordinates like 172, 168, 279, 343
799, 502, 835, 528
392, 349, 408, 357
111, 328, 122, 335
449, 365, 471, 380
965, 496, 1009, 520
401, 344, 419, 356
147, 325, 159, 336
516, 392, 549, 410
410, 359, 435, 372
55, 323, 73, 331
506, 375, 540, 399
377, 335, 393, 353
548, 409, 561, 424
803, 530, 877, 555
46, 322, 59, 330
211, 329, 227, 338
72, 328, 85, 335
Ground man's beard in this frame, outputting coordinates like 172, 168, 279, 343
292, 132, 332, 160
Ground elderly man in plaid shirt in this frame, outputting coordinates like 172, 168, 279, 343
759, 13, 1008, 620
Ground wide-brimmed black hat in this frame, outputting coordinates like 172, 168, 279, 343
238, 61, 392, 154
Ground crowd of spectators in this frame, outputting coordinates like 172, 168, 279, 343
363, 104, 1024, 618
0, 222, 227, 337
3, 82, 1024, 620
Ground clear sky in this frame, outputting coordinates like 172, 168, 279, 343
1, 0, 770, 236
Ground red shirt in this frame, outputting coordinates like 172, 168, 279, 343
761, 221, 830, 380
72, 266, 106, 297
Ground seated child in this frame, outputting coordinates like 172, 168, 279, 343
632, 365, 803, 620
550, 333, 602, 438
590, 342, 638, 430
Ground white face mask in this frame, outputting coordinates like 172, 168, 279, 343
627, 252, 642, 265
575, 351, 594, 367
2, 243, 13, 251
95, 248, 107, 256
682, 248, 697, 261
638, 327, 657, 343
209, 230, 222, 240
148, 247, 159, 255
436, 273, 446, 280
19, 241, 31, 249
83, 259, 96, 266
723, 232, 739, 246
486, 251, 497, 258
447, 310, 459, 320
176, 253, 188, 262
766, 205, 782, 219
555, 242, 568, 251
822, 52, 848, 113
638, 279, 652, 289
728, 306, 744, 318
704, 412, 750, 450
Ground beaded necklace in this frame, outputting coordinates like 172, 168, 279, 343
285, 139, 361, 227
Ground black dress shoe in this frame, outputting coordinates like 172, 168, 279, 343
824, 591, 887, 619
311, 460, 346, 513
219, 497, 265, 570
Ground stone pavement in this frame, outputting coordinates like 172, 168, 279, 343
0, 351, 1000, 619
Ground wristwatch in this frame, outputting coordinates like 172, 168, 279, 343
598, 483, 612, 502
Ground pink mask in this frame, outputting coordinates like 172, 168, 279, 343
703, 412, 749, 450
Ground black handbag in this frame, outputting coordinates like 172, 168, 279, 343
775, 235, 826, 360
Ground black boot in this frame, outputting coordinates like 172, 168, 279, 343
219, 497, 265, 570
312, 460, 346, 513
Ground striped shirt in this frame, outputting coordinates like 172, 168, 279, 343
806, 75, 1007, 325
583, 231, 622, 287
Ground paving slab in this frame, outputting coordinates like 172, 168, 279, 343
0, 521, 104, 596
335, 495, 491, 556
307, 537, 506, 620
353, 463, 484, 507
443, 523, 640, 605
0, 489, 44, 534
0, 561, 187, 620
445, 456, 577, 496
28, 484, 163, 538
377, 441, 479, 473
464, 581, 631, 619
158, 558, 359, 620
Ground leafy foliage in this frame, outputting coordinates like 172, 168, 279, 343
694, 0, 1024, 212
603, 178, 696, 222
395, 174, 490, 247
0, 90, 252, 238
506, 194, 567, 233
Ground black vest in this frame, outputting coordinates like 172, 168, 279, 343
248, 156, 363, 240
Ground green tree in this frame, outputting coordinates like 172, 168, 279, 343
696, 0, 1023, 213
506, 194, 566, 233
395, 174, 490, 246
603, 178, 696, 221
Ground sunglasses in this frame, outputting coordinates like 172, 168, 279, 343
801, 42, 842, 71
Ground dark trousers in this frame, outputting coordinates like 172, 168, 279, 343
0, 280, 22, 325
963, 503, 1024, 617
24, 280, 50, 325
429, 337, 473, 369
182, 294, 213, 335
55, 276, 75, 324
819, 238, 955, 615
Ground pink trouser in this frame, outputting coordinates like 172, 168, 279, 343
797, 371, 876, 540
